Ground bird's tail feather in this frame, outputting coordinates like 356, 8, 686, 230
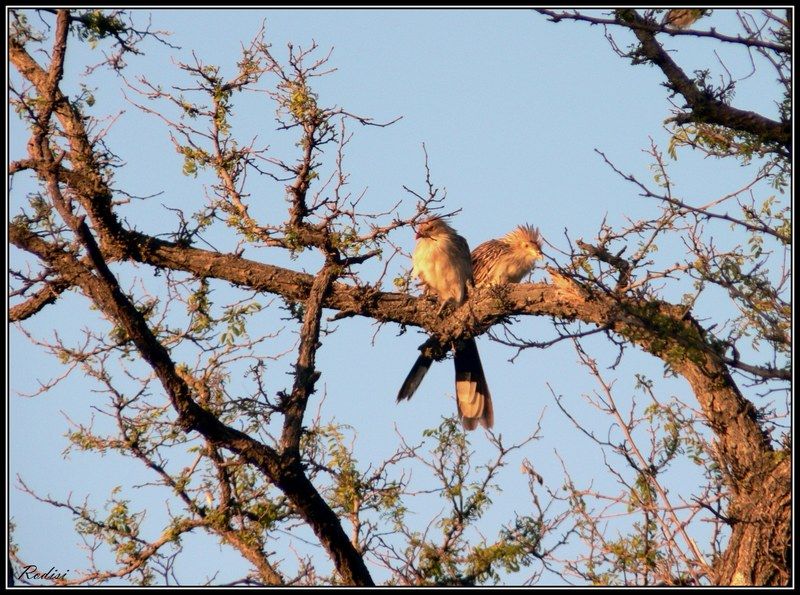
454, 338, 493, 430
397, 354, 434, 402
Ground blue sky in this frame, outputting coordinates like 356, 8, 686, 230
9, 8, 787, 585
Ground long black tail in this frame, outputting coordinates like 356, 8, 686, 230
397, 353, 434, 402
453, 338, 493, 430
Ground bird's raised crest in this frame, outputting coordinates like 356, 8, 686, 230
504, 224, 542, 251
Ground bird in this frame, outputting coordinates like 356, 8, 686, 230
398, 217, 493, 430
662, 9, 707, 29
410, 217, 472, 316
471, 224, 543, 286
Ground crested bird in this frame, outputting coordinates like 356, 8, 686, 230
471, 224, 543, 286
397, 217, 492, 430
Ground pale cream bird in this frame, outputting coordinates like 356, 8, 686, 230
410, 218, 472, 314
398, 217, 492, 430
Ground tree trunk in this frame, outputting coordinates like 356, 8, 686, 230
714, 455, 791, 586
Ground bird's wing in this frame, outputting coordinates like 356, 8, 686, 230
471, 239, 505, 286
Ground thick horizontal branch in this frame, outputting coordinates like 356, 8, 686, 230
93, 228, 774, 485
14, 216, 774, 484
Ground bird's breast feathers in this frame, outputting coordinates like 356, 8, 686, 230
412, 236, 471, 302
